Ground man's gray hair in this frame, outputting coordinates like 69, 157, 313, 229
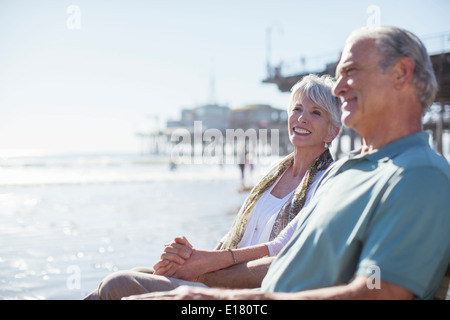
347, 26, 438, 110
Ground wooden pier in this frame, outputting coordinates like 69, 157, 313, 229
137, 38, 450, 162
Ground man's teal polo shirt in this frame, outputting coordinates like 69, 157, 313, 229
261, 132, 450, 299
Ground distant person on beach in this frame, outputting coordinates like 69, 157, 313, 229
237, 141, 247, 187
237, 143, 255, 190
124, 26, 450, 300
84, 73, 342, 299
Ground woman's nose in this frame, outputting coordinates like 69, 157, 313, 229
297, 112, 308, 122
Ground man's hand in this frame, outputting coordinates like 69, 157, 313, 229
124, 285, 269, 300
124, 276, 414, 300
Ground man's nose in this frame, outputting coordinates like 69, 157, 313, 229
333, 76, 346, 97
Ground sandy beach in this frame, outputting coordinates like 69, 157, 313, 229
0, 153, 268, 299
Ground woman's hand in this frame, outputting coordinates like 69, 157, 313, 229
153, 236, 218, 281
161, 236, 194, 264
153, 236, 201, 280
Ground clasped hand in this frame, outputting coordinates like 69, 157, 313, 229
153, 236, 209, 281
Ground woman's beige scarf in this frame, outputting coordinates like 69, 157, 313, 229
220, 149, 333, 250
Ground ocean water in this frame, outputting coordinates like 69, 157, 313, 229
0, 153, 268, 299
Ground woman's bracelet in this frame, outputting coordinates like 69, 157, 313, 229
228, 249, 237, 265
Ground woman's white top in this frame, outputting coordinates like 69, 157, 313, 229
236, 174, 295, 249
264, 169, 327, 256
236, 168, 327, 256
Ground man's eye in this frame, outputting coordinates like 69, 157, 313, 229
346, 68, 356, 75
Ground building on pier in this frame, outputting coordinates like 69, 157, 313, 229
138, 103, 290, 163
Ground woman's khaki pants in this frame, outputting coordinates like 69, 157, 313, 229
83, 267, 208, 300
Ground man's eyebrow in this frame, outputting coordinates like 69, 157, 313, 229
336, 61, 355, 75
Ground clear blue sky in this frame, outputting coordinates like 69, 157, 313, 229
1, 0, 449, 156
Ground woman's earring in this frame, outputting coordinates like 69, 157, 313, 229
324, 142, 329, 149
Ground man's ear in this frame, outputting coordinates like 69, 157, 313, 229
392, 57, 415, 90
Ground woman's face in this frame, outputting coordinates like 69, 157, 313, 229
288, 93, 335, 151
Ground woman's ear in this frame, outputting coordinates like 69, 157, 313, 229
326, 125, 341, 143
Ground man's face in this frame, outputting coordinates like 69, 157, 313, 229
333, 38, 395, 134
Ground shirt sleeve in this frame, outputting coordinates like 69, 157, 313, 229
356, 167, 450, 299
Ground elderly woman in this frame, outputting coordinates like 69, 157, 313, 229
151, 73, 342, 281
84, 74, 341, 299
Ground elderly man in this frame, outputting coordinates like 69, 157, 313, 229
130, 25, 450, 300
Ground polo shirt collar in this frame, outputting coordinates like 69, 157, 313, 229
347, 131, 430, 163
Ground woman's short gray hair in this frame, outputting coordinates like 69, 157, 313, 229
289, 74, 342, 136
347, 26, 438, 110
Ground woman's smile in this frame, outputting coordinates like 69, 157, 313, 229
293, 127, 312, 135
